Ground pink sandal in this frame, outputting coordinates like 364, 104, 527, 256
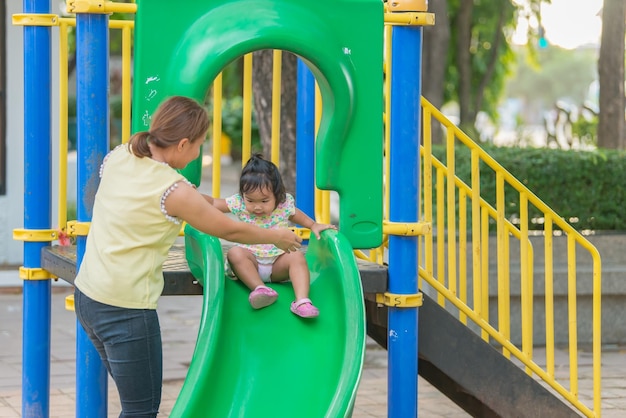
290, 298, 319, 318
249, 286, 278, 309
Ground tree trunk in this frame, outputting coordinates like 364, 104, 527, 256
597, 0, 625, 150
423, 0, 450, 144
473, 9, 505, 119
0, 1, 5, 194
251, 49, 298, 195
456, 1, 474, 128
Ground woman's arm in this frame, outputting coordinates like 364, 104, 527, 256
166, 182, 302, 251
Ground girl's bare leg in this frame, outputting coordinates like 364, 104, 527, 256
227, 247, 263, 291
228, 247, 278, 309
272, 252, 310, 301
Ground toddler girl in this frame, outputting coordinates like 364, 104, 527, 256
213, 154, 336, 318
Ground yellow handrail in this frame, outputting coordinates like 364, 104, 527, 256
418, 96, 602, 418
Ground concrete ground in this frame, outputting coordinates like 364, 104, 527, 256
2, 281, 626, 417
0, 282, 471, 418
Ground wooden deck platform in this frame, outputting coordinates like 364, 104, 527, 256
41, 244, 388, 296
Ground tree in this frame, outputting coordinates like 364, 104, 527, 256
423, 0, 542, 139
250, 1, 537, 161
251, 50, 298, 194
0, 2, 5, 195
422, 0, 450, 144
450, 0, 522, 136
597, 0, 625, 150
423, 1, 450, 111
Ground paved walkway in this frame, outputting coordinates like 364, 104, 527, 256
2, 284, 626, 417
0, 284, 470, 418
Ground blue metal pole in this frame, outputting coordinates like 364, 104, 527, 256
295, 59, 315, 220
75, 12, 110, 418
388, 25, 423, 417
22, 0, 52, 416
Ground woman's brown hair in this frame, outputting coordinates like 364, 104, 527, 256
128, 96, 210, 158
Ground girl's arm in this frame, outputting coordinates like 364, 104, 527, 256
201, 194, 231, 213
290, 208, 337, 240
212, 197, 231, 213
166, 182, 302, 251
201, 194, 214, 205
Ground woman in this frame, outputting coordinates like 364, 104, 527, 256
73, 96, 302, 417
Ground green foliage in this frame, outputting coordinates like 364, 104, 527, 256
429, 144, 626, 231
209, 96, 262, 157
108, 11, 135, 56
67, 95, 77, 118
66, 95, 126, 151
221, 58, 244, 98
445, 0, 519, 122
571, 113, 598, 145
109, 95, 124, 119
66, 202, 77, 222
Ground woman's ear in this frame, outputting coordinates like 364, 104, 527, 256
178, 137, 190, 151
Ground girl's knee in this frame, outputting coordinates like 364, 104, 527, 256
282, 250, 305, 260
291, 251, 307, 265
227, 246, 247, 263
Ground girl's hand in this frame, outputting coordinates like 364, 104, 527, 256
310, 222, 337, 240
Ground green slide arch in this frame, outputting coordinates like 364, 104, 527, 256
172, 225, 366, 417
132, 0, 383, 248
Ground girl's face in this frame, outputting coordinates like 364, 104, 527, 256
242, 187, 276, 217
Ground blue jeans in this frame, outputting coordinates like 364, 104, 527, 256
74, 288, 162, 418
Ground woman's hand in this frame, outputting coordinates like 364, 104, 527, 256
274, 228, 303, 253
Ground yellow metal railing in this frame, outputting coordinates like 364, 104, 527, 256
48, 12, 601, 418
416, 98, 602, 418
55, 16, 134, 237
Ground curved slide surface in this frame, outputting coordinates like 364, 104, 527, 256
170, 226, 366, 417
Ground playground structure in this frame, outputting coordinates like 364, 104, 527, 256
14, 0, 603, 417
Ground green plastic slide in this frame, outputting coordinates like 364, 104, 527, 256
170, 225, 366, 417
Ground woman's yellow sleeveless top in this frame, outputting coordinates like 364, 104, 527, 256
74, 145, 187, 309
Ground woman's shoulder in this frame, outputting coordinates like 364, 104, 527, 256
99, 144, 128, 177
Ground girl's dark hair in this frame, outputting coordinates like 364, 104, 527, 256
128, 96, 210, 158
239, 153, 286, 206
